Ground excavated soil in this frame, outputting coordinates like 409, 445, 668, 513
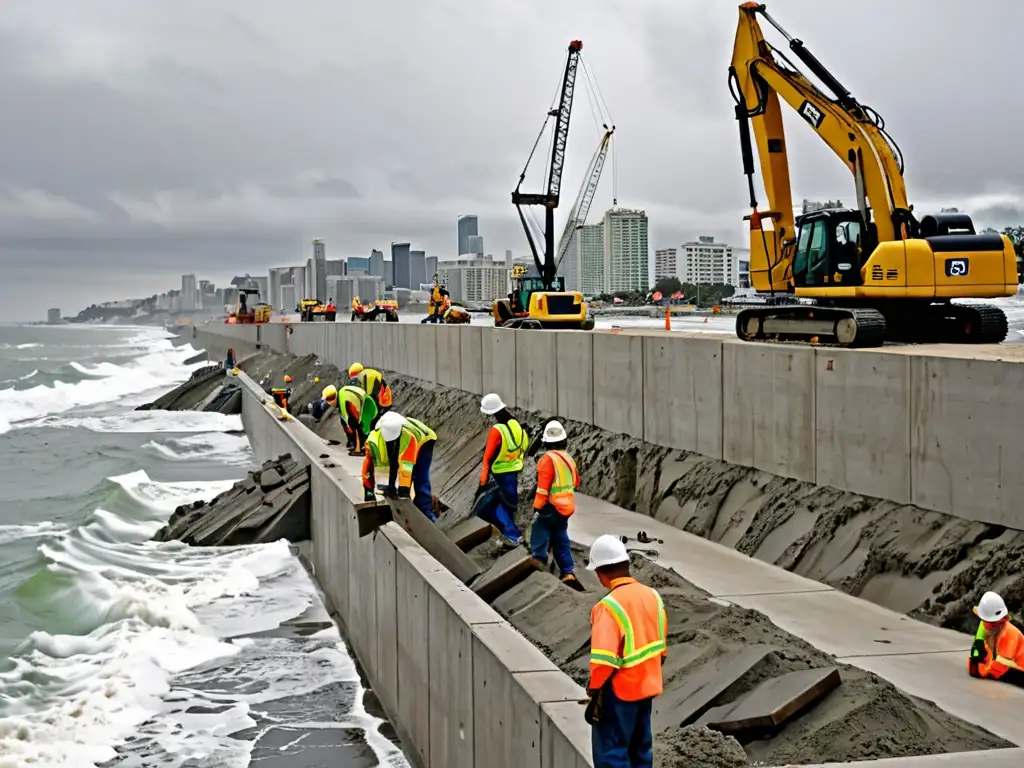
210, 353, 1016, 765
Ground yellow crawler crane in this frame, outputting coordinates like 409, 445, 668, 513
729, 2, 1016, 346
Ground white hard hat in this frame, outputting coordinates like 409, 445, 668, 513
587, 534, 630, 571
480, 393, 506, 415
379, 411, 407, 442
975, 591, 1009, 623
542, 420, 567, 444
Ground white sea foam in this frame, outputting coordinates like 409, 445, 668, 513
142, 432, 253, 466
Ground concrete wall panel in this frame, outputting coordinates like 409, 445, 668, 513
815, 349, 911, 502
541, 701, 592, 768
417, 325, 439, 384
722, 341, 815, 482
459, 325, 484, 394
642, 336, 723, 457
374, 533, 399, 718
436, 326, 462, 389
910, 355, 1024, 526
515, 331, 558, 413
555, 332, 594, 425
592, 333, 644, 438
396, 546, 431, 766
481, 328, 517, 406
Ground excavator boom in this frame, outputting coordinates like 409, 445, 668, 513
555, 128, 615, 271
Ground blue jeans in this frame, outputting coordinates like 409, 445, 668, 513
474, 472, 522, 541
591, 688, 653, 768
529, 506, 574, 575
412, 441, 436, 521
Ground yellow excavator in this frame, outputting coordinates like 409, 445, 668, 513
729, 3, 1016, 347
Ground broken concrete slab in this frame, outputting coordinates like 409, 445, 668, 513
446, 516, 494, 551
698, 666, 841, 741
652, 645, 775, 734
471, 548, 543, 603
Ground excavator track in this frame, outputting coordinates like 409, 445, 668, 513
881, 302, 1008, 345
736, 306, 887, 348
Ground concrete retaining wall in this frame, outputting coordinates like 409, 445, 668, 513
234, 369, 593, 767
195, 320, 1024, 529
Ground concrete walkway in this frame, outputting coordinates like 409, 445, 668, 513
568, 495, 1024, 748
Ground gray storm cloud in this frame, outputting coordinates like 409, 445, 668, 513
0, 0, 1021, 318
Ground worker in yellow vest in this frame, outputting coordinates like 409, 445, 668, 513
473, 392, 529, 545
362, 411, 438, 520
530, 420, 584, 591
348, 361, 393, 432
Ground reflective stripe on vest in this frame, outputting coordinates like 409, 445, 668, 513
546, 450, 577, 515
366, 428, 418, 484
591, 591, 667, 669
492, 420, 528, 474
404, 416, 436, 443
339, 385, 365, 409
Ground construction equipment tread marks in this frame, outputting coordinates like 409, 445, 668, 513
736, 306, 886, 348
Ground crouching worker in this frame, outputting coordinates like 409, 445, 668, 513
362, 411, 438, 521
968, 591, 1024, 687
348, 362, 393, 432
530, 420, 584, 591
308, 384, 337, 421
270, 374, 293, 410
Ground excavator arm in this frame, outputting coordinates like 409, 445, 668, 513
729, 2, 914, 292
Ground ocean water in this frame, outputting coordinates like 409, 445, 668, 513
0, 325, 408, 767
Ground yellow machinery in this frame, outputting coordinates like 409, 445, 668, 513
492, 265, 593, 330
729, 3, 1016, 346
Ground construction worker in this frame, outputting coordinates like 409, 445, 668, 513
348, 362, 393, 431
270, 374, 293, 410
473, 393, 529, 545
530, 420, 584, 591
586, 534, 667, 768
307, 384, 337, 421
362, 412, 437, 520
968, 591, 1024, 686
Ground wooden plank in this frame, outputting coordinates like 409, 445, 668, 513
700, 667, 841, 740
355, 502, 393, 537
446, 517, 494, 551
471, 548, 542, 603
390, 498, 483, 584
651, 645, 775, 734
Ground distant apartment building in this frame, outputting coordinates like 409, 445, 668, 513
369, 249, 385, 279
181, 274, 198, 311
465, 235, 484, 256
392, 243, 412, 288
604, 208, 649, 294
47, 308, 61, 323
458, 214, 479, 256
311, 239, 328, 300
426, 256, 438, 281
410, 250, 427, 287
734, 247, 751, 289
291, 265, 307, 300
268, 267, 290, 311
654, 248, 677, 282
346, 256, 368, 275
384, 259, 395, 287
281, 285, 297, 312
438, 257, 508, 303
577, 224, 606, 296
326, 259, 347, 277
678, 236, 737, 286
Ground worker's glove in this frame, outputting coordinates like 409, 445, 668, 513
363, 488, 376, 503
397, 486, 411, 499
971, 638, 989, 664
584, 690, 602, 725
473, 484, 487, 501
384, 485, 399, 500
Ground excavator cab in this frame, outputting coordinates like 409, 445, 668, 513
788, 209, 873, 288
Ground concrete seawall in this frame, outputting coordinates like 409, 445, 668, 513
232, 367, 594, 768
196, 322, 1024, 529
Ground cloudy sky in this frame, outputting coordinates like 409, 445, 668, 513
1, 0, 1021, 319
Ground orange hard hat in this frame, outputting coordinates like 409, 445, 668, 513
284, 374, 293, 383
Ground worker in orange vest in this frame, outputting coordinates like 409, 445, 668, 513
968, 591, 1024, 686
270, 374, 293, 410
529, 420, 584, 591
586, 535, 667, 768
348, 362, 393, 431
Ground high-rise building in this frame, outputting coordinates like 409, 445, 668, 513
312, 239, 327, 301
369, 249, 385, 279
281, 285, 297, 312
603, 208, 649, 294
292, 265, 307, 300
505, 249, 513, 269
677, 236, 737, 286
466, 235, 484, 256
181, 274, 197, 310
410, 250, 427, 288
734, 247, 751, 289
47, 308, 61, 323
457, 214, 479, 256
268, 267, 290, 310
347, 256, 369, 275
384, 259, 395, 287
438, 257, 508, 303
560, 229, 582, 291
425, 256, 438, 282
577, 225, 606, 296
392, 243, 412, 288
326, 259, 346, 277
305, 258, 314, 297
654, 248, 677, 282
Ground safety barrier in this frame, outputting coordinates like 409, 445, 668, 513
195, 321, 1024, 529
233, 368, 594, 768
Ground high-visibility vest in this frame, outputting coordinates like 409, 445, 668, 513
365, 427, 421, 488
590, 579, 667, 701
971, 621, 1024, 680
403, 416, 436, 443
545, 450, 578, 516
356, 369, 384, 399
492, 420, 528, 474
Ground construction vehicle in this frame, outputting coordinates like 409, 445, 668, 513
494, 40, 610, 331
442, 304, 471, 324
226, 289, 271, 324
729, 3, 1016, 347
351, 297, 399, 322
299, 299, 324, 321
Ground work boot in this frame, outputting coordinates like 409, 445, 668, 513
561, 573, 586, 592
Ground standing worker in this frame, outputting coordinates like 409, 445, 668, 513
586, 534, 667, 768
473, 393, 529, 545
968, 591, 1024, 686
362, 412, 438, 520
348, 362, 393, 432
530, 420, 584, 591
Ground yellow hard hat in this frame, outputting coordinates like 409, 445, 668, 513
322, 384, 338, 401
230, 367, 240, 376
284, 374, 292, 383
314, 377, 320, 383
348, 362, 363, 378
